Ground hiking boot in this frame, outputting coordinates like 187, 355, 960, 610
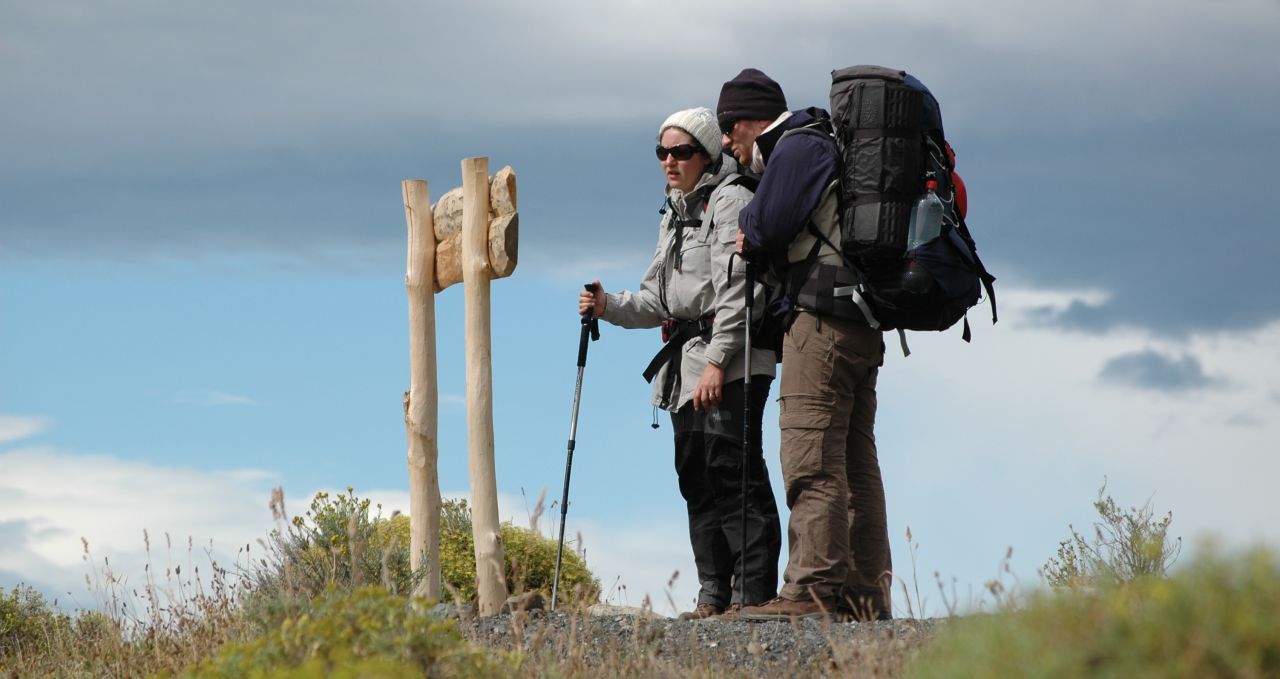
740, 596, 836, 621
715, 603, 743, 621
677, 603, 724, 620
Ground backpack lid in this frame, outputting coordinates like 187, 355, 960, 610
832, 65, 906, 84
830, 65, 944, 135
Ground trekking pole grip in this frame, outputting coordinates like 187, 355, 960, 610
744, 261, 756, 308
578, 283, 599, 367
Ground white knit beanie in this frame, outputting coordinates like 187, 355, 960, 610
658, 107, 723, 158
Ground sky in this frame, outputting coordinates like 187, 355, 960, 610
3, 0, 1278, 617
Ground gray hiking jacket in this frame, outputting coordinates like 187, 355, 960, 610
602, 155, 777, 412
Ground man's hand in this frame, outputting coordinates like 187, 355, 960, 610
735, 228, 747, 254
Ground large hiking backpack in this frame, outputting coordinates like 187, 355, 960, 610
826, 65, 996, 343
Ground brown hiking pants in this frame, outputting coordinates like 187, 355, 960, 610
776, 311, 892, 616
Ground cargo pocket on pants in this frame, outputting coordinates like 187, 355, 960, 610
778, 395, 833, 493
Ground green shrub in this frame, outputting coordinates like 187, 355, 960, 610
909, 547, 1280, 679
249, 491, 599, 619
0, 584, 70, 659
1043, 481, 1182, 590
2, 551, 259, 677
410, 498, 600, 608
185, 586, 508, 679
243, 488, 424, 629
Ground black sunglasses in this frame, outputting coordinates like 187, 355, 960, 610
655, 144, 701, 161
718, 115, 739, 136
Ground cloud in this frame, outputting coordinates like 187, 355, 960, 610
3, 288, 1279, 614
1225, 413, 1264, 428
0, 446, 280, 605
4, 0, 1279, 335
573, 515, 699, 616
1044, 300, 1114, 333
0, 519, 28, 546
873, 286, 1280, 596
439, 393, 467, 408
0, 415, 51, 444
172, 389, 256, 407
0, 444, 696, 615
5, 0, 1275, 152
1098, 350, 1222, 392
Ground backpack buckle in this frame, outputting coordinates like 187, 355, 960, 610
833, 285, 881, 330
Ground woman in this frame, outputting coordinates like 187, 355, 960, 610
579, 107, 781, 619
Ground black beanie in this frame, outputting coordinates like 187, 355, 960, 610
716, 68, 788, 123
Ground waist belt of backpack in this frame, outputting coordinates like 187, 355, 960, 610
784, 225, 880, 328
642, 316, 714, 384
788, 263, 876, 326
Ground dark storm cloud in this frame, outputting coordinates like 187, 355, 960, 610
3, 0, 1279, 335
1225, 413, 1265, 428
0, 124, 663, 273
1097, 350, 1221, 392
968, 112, 1280, 336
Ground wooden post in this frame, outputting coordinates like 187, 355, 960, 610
461, 156, 508, 614
402, 179, 442, 600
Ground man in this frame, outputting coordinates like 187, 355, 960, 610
717, 68, 893, 621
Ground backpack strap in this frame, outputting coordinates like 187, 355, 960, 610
954, 213, 998, 325
776, 118, 836, 147
702, 172, 758, 230
813, 233, 882, 330
934, 141, 997, 328
782, 215, 884, 330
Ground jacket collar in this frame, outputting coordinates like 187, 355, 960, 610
754, 107, 825, 169
666, 153, 741, 214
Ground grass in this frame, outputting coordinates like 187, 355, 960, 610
0, 487, 595, 678
2, 485, 1277, 678
908, 547, 1280, 678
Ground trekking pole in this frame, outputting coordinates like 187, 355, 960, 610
552, 283, 600, 612
739, 261, 755, 609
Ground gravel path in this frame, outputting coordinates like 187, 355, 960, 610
458, 608, 944, 677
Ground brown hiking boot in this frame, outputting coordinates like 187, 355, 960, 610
740, 596, 836, 621
677, 602, 724, 620
715, 603, 743, 621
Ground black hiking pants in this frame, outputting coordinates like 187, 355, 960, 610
672, 377, 781, 608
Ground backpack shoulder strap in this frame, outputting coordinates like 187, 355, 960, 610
701, 172, 758, 230
777, 116, 836, 146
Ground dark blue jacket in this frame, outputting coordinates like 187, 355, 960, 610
738, 107, 839, 264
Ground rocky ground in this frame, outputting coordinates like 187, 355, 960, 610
452, 603, 944, 677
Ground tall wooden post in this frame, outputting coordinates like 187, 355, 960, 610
402, 179, 442, 599
401, 162, 517, 614
461, 156, 508, 614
